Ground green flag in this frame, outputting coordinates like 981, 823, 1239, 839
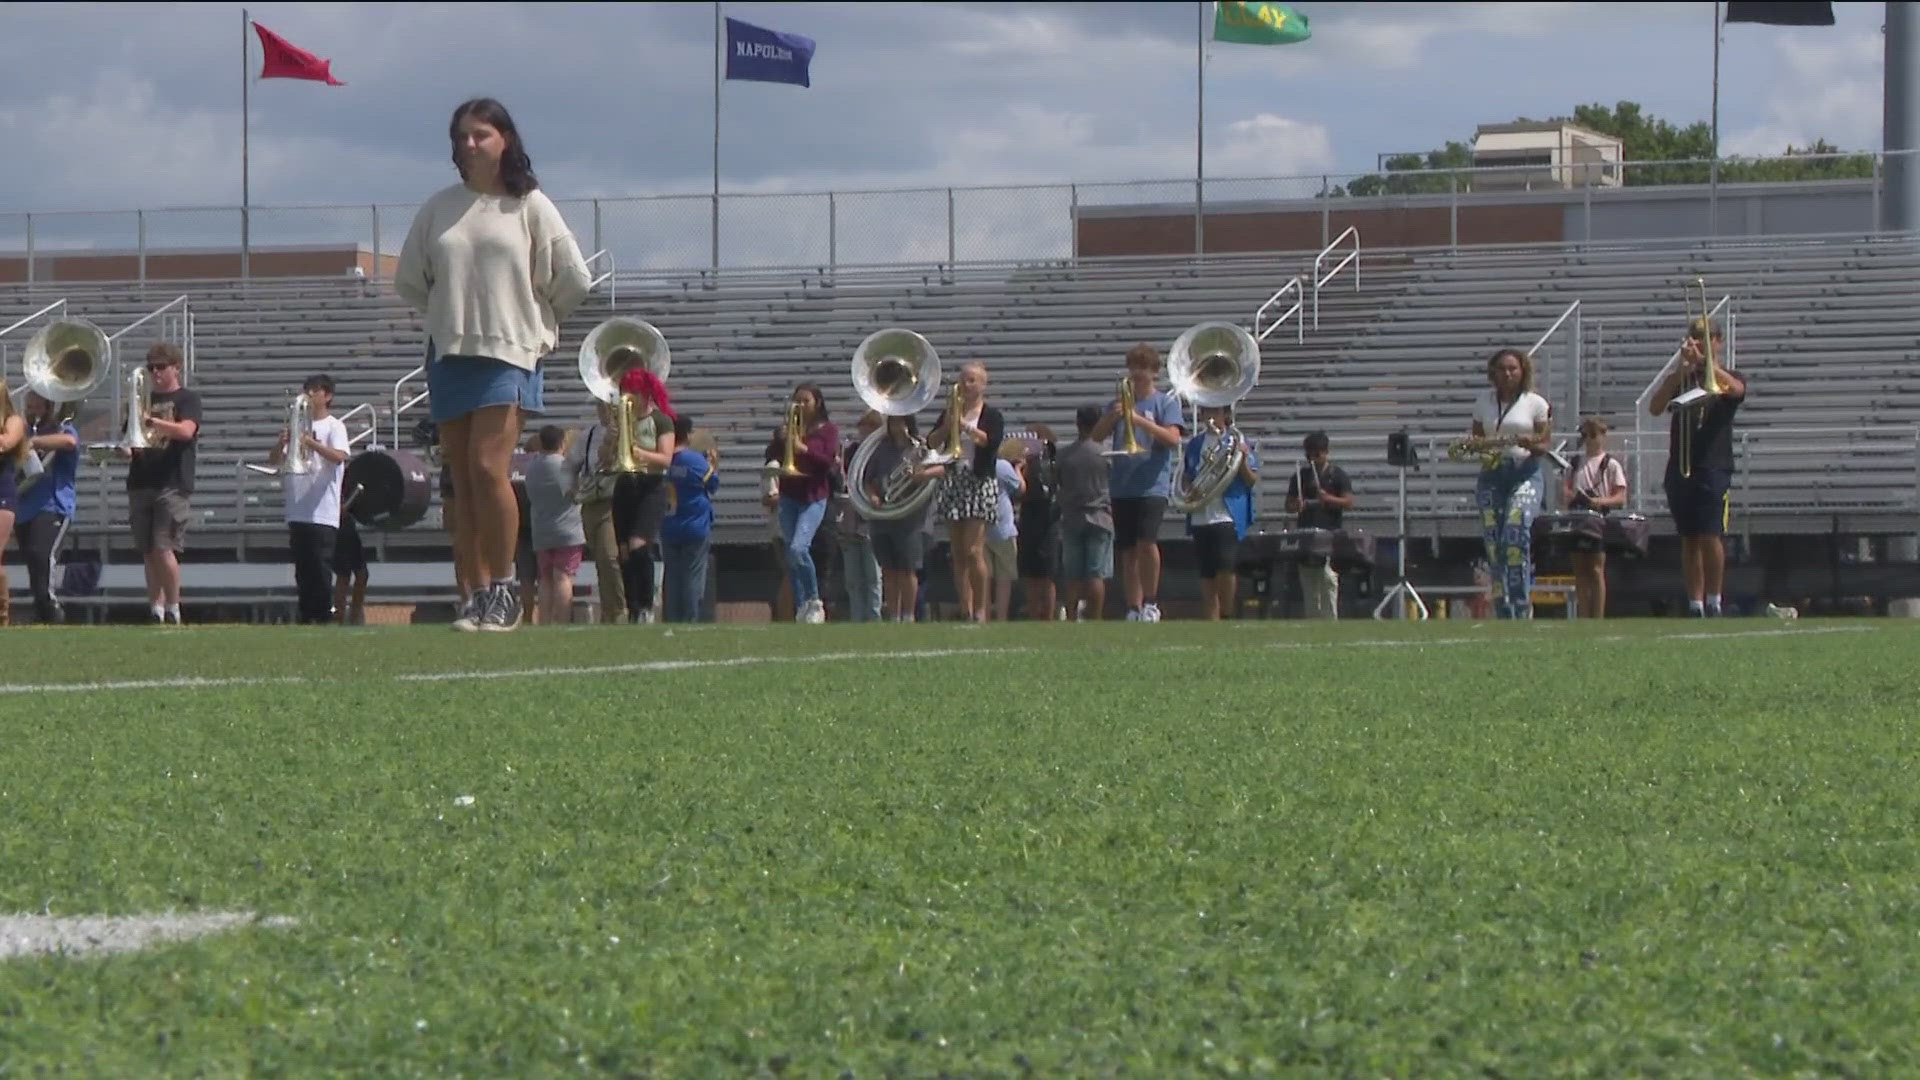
1213, 1, 1311, 46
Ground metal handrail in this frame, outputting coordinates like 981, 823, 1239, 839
0, 298, 68, 383
1311, 226, 1360, 328
1529, 300, 1583, 442
337, 402, 379, 448
391, 363, 428, 451
586, 248, 617, 307
103, 294, 194, 426
1253, 276, 1304, 343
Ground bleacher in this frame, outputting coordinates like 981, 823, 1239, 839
4, 229, 1917, 585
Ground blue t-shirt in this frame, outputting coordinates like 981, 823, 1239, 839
1109, 390, 1185, 499
1182, 432, 1260, 541
662, 447, 718, 544
18, 422, 79, 522
991, 458, 1021, 542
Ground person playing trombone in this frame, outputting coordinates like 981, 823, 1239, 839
1649, 320, 1747, 617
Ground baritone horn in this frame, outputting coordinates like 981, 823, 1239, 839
1166, 321, 1261, 513
245, 389, 316, 475
844, 328, 950, 521
578, 316, 671, 476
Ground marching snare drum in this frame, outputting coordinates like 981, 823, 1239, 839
1535, 509, 1607, 554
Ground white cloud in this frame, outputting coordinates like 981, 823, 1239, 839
1723, 28, 1883, 156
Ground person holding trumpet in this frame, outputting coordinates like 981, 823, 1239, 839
763, 384, 839, 624
1090, 343, 1185, 623
1455, 347, 1553, 619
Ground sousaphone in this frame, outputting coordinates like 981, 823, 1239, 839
1167, 321, 1260, 514
844, 328, 950, 521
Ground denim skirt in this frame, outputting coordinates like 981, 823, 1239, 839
428, 353, 546, 424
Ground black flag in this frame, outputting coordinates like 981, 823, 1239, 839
1725, 2, 1835, 26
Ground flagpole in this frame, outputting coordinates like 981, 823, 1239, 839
241, 7, 251, 280
1709, 1, 1721, 234
1195, 1, 1206, 259
712, 1, 722, 270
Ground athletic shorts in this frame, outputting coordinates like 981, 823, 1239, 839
1112, 496, 1168, 551
870, 525, 926, 572
538, 545, 585, 577
129, 486, 191, 554
1664, 467, 1733, 538
986, 534, 1018, 581
1192, 522, 1239, 579
1060, 523, 1114, 581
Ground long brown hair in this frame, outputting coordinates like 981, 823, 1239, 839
0, 389, 27, 469
449, 98, 539, 198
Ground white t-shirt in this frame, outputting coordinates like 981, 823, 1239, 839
1473, 390, 1552, 466
1569, 452, 1627, 504
283, 415, 352, 527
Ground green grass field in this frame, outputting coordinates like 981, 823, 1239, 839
1, 618, 1915, 1075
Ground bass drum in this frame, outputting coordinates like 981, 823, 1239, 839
344, 448, 433, 530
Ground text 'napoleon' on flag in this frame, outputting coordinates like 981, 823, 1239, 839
724, 17, 815, 87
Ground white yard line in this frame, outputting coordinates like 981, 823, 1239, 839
0, 625, 1889, 696
0, 912, 297, 959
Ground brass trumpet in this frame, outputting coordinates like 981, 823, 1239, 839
778, 401, 806, 478
1106, 375, 1145, 458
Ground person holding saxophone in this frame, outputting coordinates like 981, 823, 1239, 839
1457, 347, 1552, 619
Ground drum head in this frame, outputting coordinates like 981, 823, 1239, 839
344, 448, 432, 530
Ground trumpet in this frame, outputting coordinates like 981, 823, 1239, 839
778, 401, 806, 478
1107, 375, 1146, 458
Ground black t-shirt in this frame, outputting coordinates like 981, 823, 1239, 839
1668, 392, 1745, 475
126, 387, 203, 494
1286, 462, 1350, 529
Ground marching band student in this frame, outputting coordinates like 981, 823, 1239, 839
611, 367, 677, 625
395, 97, 592, 632
1015, 429, 1060, 621
764, 384, 839, 624
661, 414, 719, 624
15, 390, 80, 624
564, 400, 627, 623
1182, 404, 1260, 621
266, 374, 352, 625
1562, 417, 1629, 620
865, 414, 930, 623
1283, 432, 1353, 619
988, 443, 1025, 620
0, 388, 27, 623
523, 424, 586, 626
122, 342, 202, 625
1091, 343, 1185, 622
1649, 321, 1747, 617
1468, 347, 1554, 619
922, 361, 1004, 623
835, 412, 883, 623
332, 509, 370, 625
1056, 404, 1115, 621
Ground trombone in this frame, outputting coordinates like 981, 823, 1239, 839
1675, 277, 1726, 478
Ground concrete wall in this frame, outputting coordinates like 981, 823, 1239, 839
1075, 179, 1879, 257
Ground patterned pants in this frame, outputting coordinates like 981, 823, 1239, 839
1476, 462, 1543, 619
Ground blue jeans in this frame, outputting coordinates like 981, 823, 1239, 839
661, 538, 710, 623
778, 497, 828, 606
1476, 460, 1544, 619
841, 537, 882, 623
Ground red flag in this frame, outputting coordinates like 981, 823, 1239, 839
253, 22, 345, 86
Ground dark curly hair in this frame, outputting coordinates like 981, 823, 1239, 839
449, 98, 539, 198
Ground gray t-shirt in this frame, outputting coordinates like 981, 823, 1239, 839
1056, 437, 1113, 532
524, 452, 586, 551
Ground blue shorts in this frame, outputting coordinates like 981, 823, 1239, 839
1665, 466, 1732, 538
428, 354, 545, 424
0, 464, 16, 514
1060, 522, 1114, 581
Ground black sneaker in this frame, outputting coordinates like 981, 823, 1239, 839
479, 583, 522, 632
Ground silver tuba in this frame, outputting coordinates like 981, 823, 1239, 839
15, 318, 109, 483
1166, 321, 1261, 514
845, 328, 949, 522
579, 316, 671, 475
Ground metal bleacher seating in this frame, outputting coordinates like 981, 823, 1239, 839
3, 229, 1916, 613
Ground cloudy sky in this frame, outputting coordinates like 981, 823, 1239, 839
0, 1, 1889, 266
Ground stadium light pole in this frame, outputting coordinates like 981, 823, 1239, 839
1710, 1, 1721, 235
241, 8, 251, 281
1196, 1, 1206, 259
1887, 1, 1919, 232
712, 2, 722, 270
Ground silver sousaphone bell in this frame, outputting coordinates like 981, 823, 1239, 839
15, 318, 110, 482
1167, 320, 1261, 514
845, 328, 949, 522
578, 316, 671, 475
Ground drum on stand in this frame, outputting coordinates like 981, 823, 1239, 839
1535, 509, 1607, 555
344, 448, 432, 530
1604, 513, 1650, 560
1330, 528, 1376, 573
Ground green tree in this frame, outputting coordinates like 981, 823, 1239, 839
1331, 102, 1871, 196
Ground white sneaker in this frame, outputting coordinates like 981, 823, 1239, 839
451, 591, 485, 632
1142, 603, 1162, 623
1125, 608, 1141, 622
802, 599, 827, 624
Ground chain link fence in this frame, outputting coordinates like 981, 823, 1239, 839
2, 150, 1910, 286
